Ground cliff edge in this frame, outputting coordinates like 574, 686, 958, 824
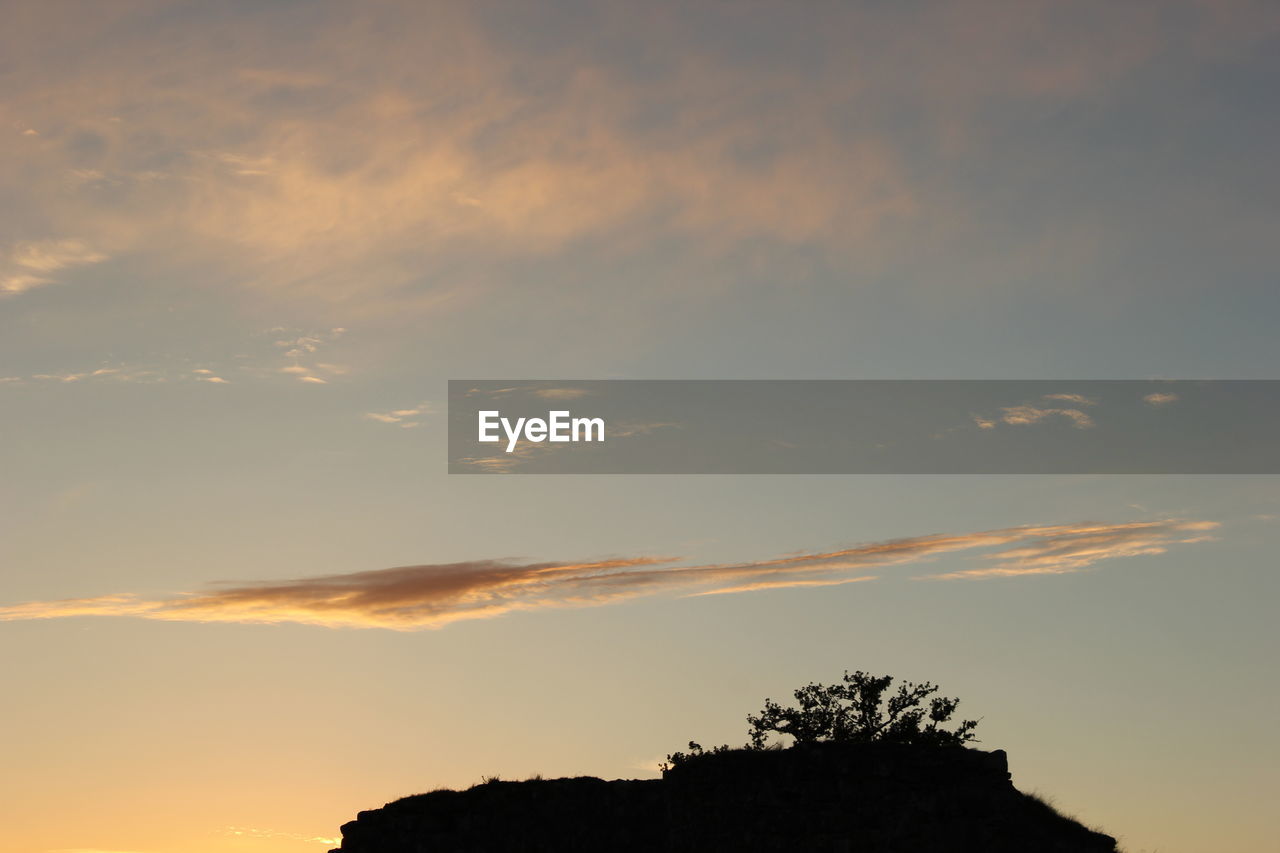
330, 742, 1118, 852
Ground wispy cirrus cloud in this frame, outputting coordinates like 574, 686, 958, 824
0, 327, 351, 390
999, 404, 1096, 429
1, 238, 107, 295
12, 0, 1270, 315
47, 849, 153, 853
464, 385, 590, 400
0, 519, 1217, 631
365, 402, 433, 428
973, 393, 1098, 430
923, 520, 1218, 580
533, 387, 591, 400
1041, 393, 1097, 407
10, 366, 165, 385
222, 826, 339, 845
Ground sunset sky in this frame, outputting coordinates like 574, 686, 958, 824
2, 2, 1279, 852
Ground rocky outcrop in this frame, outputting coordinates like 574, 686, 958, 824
330, 742, 1118, 852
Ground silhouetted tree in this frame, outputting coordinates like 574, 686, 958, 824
746, 670, 979, 749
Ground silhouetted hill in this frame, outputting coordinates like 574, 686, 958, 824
329, 742, 1118, 852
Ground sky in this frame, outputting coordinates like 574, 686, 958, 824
1, 1, 1278, 852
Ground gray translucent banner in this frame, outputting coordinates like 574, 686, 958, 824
447, 380, 1280, 474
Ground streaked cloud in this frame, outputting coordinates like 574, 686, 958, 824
365, 402, 433, 428
464, 385, 588, 401
223, 826, 339, 845
1, 360, 325, 388
1144, 392, 1180, 406
10, 366, 165, 385
1042, 393, 1097, 406
999, 404, 1096, 429
974, 393, 1099, 430
0, 519, 1217, 631
1, 326, 349, 390
922, 520, 1218, 580
690, 576, 880, 596
1, 238, 107, 295
465, 387, 520, 397
533, 387, 591, 400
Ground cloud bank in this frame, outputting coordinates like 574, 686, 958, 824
6, 0, 1274, 314
0, 519, 1217, 630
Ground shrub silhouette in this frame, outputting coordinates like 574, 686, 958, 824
663, 670, 980, 771
746, 670, 980, 749
659, 740, 737, 772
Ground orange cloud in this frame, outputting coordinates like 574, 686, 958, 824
3, 0, 1272, 323
973, 393, 1101, 430
0, 238, 107, 295
999, 404, 1096, 429
0, 2, 915, 309
0, 519, 1217, 630
923, 520, 1218, 579
1041, 393, 1097, 406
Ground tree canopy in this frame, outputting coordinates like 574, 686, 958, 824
663, 670, 980, 771
746, 670, 979, 749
